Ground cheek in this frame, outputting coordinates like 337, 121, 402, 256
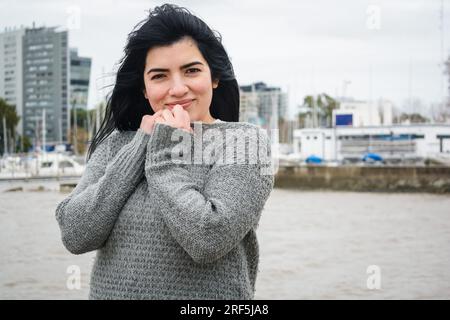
144, 84, 166, 110
192, 76, 213, 98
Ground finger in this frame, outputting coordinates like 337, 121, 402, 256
181, 108, 191, 124
153, 110, 166, 121
161, 108, 174, 122
141, 114, 155, 126
152, 110, 164, 118
172, 105, 190, 128
172, 105, 185, 121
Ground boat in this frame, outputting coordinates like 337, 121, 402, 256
0, 153, 85, 179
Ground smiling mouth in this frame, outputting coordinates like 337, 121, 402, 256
166, 99, 194, 110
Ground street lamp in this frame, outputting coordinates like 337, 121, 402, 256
342, 80, 352, 99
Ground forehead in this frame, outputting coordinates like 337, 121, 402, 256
145, 37, 206, 68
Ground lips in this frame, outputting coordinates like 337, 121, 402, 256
166, 99, 194, 110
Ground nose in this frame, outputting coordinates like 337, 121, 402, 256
168, 75, 189, 97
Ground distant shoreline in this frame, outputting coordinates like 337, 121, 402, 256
1, 165, 450, 194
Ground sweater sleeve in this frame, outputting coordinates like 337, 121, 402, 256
55, 129, 150, 254
144, 123, 274, 264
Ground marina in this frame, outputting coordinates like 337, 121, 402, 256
2, 155, 450, 194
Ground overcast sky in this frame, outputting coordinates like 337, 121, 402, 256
1, 0, 449, 119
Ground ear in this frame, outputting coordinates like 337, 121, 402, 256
212, 79, 219, 89
143, 89, 148, 100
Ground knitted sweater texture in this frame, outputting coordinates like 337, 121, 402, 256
55, 121, 274, 300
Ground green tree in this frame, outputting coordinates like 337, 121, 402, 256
16, 135, 32, 153
300, 93, 339, 128
321, 94, 340, 127
70, 107, 101, 155
0, 97, 20, 154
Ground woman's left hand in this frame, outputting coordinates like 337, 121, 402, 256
154, 105, 193, 134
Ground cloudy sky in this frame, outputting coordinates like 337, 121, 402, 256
1, 0, 449, 119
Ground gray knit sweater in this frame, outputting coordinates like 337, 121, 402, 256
55, 121, 274, 300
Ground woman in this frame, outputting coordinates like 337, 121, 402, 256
56, 3, 274, 300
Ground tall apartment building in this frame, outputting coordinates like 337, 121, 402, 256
22, 26, 69, 145
0, 27, 26, 136
70, 48, 91, 110
239, 81, 288, 130
0, 25, 74, 146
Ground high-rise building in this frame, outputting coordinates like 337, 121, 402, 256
239, 82, 288, 130
70, 48, 91, 110
22, 26, 69, 145
239, 88, 259, 124
1, 25, 92, 148
0, 27, 26, 136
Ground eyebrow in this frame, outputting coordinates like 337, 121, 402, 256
146, 61, 204, 74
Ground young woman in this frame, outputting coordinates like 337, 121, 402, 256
56, 3, 274, 300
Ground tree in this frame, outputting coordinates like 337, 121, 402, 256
0, 98, 20, 155
299, 93, 339, 128
16, 135, 32, 153
320, 94, 340, 127
444, 56, 450, 122
69, 107, 101, 155
430, 102, 450, 123
394, 112, 430, 124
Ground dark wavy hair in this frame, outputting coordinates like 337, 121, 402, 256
87, 3, 239, 159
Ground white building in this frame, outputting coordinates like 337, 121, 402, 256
333, 99, 393, 127
294, 124, 450, 162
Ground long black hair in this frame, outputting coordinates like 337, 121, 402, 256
87, 3, 240, 159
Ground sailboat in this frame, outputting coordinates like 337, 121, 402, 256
0, 109, 85, 179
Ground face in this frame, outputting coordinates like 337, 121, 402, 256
143, 37, 219, 123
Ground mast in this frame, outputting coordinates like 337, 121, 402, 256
42, 109, 46, 157
2, 116, 7, 155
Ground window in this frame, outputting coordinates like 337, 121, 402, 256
29, 45, 44, 51
71, 79, 89, 86
41, 162, 53, 168
59, 161, 74, 168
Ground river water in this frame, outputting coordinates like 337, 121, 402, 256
0, 187, 449, 299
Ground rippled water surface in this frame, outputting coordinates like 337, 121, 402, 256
1, 188, 449, 299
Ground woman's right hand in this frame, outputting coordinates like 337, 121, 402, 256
139, 110, 164, 134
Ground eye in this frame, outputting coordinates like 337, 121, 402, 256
151, 74, 165, 80
186, 68, 201, 74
